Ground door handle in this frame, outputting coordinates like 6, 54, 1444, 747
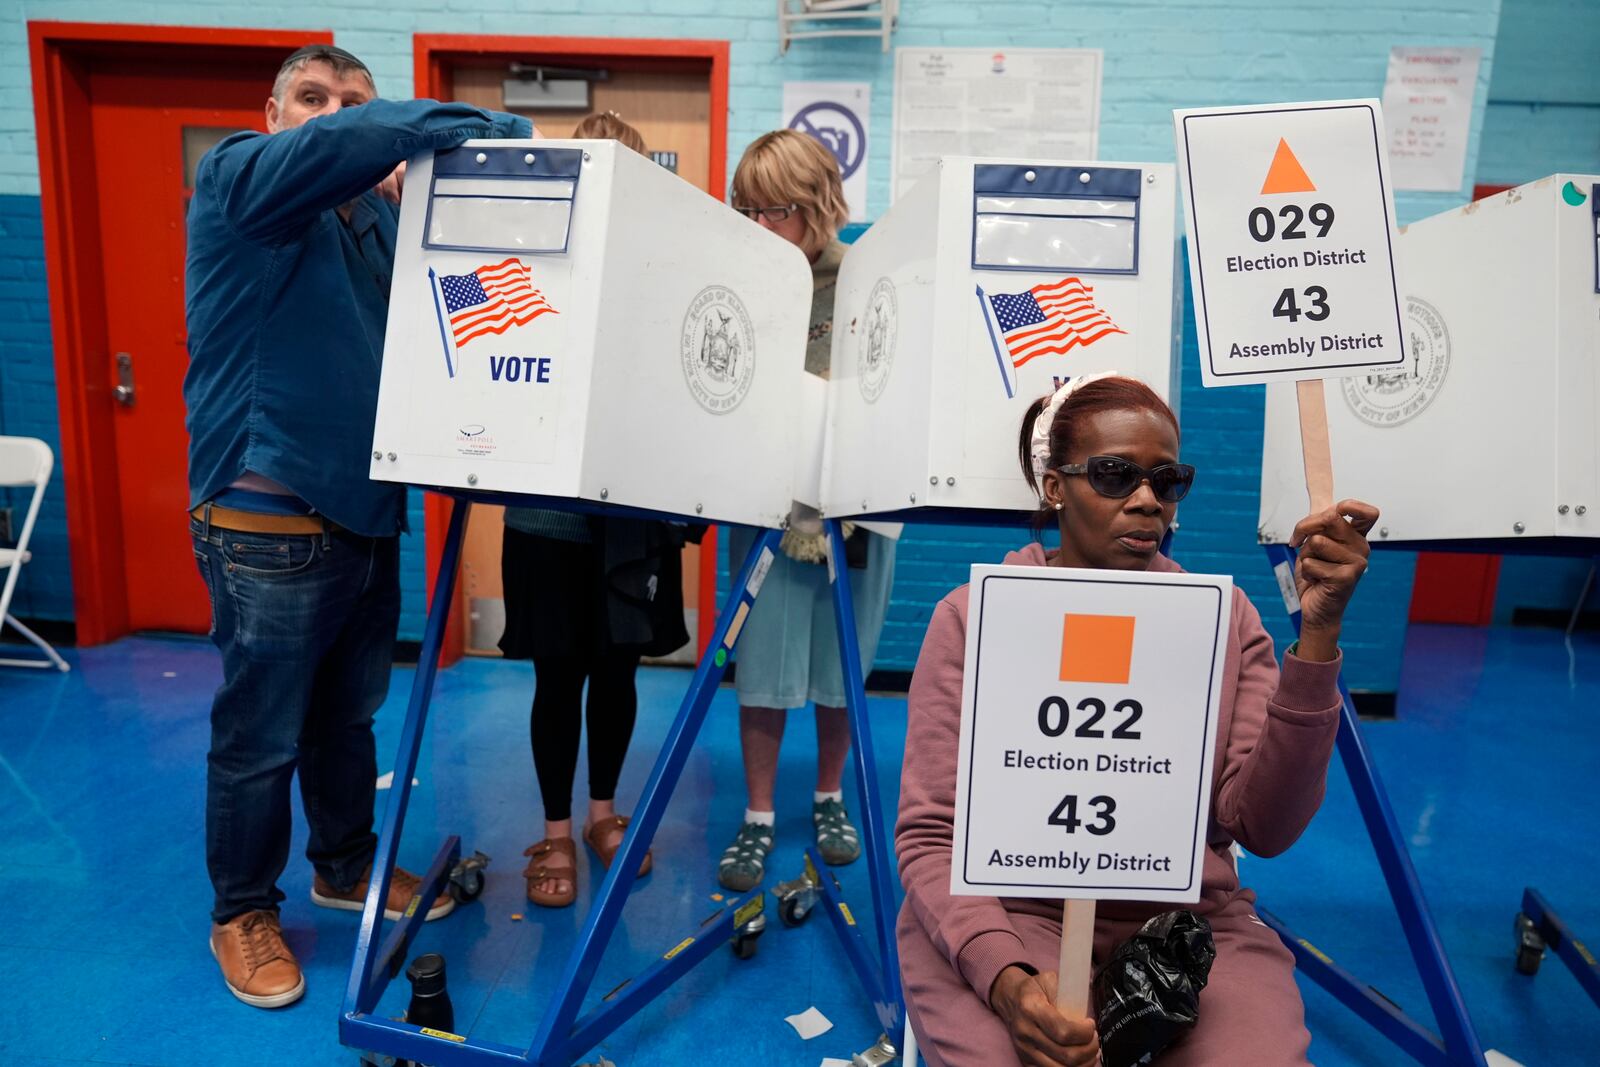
114, 351, 135, 406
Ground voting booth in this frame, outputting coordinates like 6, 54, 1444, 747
820, 157, 1181, 518
369, 138, 812, 529
1259, 174, 1600, 544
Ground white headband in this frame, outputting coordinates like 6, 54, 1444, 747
1029, 370, 1122, 486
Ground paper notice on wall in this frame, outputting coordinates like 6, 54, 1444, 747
784, 82, 871, 221
892, 48, 1101, 202
1381, 47, 1481, 192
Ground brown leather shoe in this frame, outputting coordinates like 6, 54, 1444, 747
584, 814, 653, 878
310, 863, 455, 922
210, 910, 305, 1009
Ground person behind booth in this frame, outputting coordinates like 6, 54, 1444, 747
504, 112, 690, 909
895, 373, 1379, 1066
569, 109, 646, 153
717, 130, 900, 892
183, 44, 531, 1008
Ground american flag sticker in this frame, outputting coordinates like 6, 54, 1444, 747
429, 259, 558, 378
976, 277, 1126, 397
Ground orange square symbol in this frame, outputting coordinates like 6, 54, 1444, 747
1059, 614, 1136, 685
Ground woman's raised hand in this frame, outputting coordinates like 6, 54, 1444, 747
1289, 498, 1380, 661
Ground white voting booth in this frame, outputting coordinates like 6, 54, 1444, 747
369, 138, 812, 528
1259, 173, 1600, 543
820, 157, 1181, 517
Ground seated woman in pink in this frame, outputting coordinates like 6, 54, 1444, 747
895, 373, 1379, 1067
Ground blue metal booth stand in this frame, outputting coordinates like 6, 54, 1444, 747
340, 491, 903, 1067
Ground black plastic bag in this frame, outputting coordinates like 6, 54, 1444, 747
1093, 910, 1216, 1067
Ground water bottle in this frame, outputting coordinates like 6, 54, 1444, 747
405, 953, 454, 1034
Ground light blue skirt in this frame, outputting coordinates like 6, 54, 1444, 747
727, 526, 897, 710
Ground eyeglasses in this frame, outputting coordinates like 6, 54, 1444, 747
734, 203, 799, 223
1056, 456, 1196, 503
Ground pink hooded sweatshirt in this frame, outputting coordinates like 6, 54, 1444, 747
896, 542, 1345, 1006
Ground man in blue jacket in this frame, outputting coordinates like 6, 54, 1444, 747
184, 44, 531, 1008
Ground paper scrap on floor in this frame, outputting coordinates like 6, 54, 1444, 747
375, 771, 420, 789
1486, 1052, 1527, 1067
784, 1006, 833, 1040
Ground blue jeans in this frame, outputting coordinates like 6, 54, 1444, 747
191, 516, 399, 924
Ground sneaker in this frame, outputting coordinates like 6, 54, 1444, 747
814, 798, 861, 866
718, 821, 774, 892
310, 863, 455, 922
210, 910, 305, 1009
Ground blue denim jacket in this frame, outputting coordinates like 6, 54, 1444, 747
183, 100, 532, 536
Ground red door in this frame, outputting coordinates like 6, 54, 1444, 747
85, 61, 269, 632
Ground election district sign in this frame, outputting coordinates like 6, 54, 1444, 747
1174, 99, 1407, 387
951, 566, 1232, 902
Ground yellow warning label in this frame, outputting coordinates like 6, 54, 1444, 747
1298, 938, 1333, 966
839, 903, 857, 926
663, 937, 695, 960
1577, 940, 1597, 967
420, 1028, 466, 1043
404, 896, 420, 919
734, 895, 764, 928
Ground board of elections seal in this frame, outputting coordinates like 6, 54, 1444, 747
858, 277, 898, 403
1342, 295, 1450, 427
681, 286, 755, 415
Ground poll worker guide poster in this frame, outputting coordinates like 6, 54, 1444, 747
951, 566, 1232, 902
892, 48, 1102, 201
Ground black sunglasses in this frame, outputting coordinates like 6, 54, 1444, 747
1057, 456, 1196, 503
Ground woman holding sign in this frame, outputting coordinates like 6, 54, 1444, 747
896, 373, 1378, 1066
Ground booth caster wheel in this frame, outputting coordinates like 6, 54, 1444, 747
779, 893, 814, 927
1514, 912, 1546, 976
773, 868, 820, 928
731, 912, 766, 959
449, 850, 490, 903
852, 1035, 898, 1067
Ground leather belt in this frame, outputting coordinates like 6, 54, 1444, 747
191, 503, 333, 536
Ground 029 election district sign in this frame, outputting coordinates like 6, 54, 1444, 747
1174, 99, 1407, 388
950, 566, 1232, 902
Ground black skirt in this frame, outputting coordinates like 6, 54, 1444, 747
498, 527, 614, 661
499, 523, 690, 661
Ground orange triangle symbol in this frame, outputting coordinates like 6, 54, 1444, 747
1260, 138, 1317, 195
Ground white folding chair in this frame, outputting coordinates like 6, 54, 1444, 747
0, 436, 69, 672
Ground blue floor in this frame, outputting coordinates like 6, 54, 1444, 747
0, 623, 1595, 1066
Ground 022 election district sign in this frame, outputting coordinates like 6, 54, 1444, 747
950, 566, 1232, 902
1174, 99, 1407, 388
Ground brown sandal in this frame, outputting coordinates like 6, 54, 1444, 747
584, 815, 653, 878
522, 838, 577, 907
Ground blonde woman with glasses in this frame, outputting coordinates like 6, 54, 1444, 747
718, 130, 898, 892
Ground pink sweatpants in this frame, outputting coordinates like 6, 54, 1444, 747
900, 903, 1312, 1066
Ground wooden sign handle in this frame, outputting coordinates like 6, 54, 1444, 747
1057, 898, 1096, 1017
1296, 378, 1335, 513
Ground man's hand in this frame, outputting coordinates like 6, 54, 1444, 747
374, 160, 406, 204
1289, 498, 1380, 661
991, 965, 1101, 1066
